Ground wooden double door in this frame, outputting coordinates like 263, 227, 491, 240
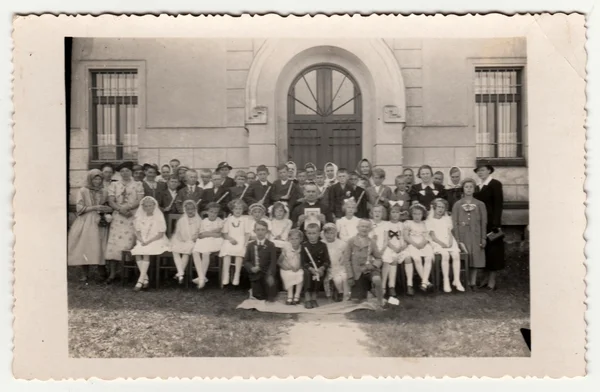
287, 65, 362, 170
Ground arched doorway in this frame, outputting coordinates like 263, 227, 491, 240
287, 65, 362, 170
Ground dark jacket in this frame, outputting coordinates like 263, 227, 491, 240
328, 182, 368, 219
409, 183, 448, 211
243, 239, 278, 281
246, 180, 273, 208
474, 178, 504, 231
301, 241, 331, 271
174, 185, 203, 213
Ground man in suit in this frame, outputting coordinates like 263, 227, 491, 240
243, 220, 278, 301
174, 170, 204, 213
247, 165, 273, 208
200, 172, 231, 216
157, 177, 180, 214
290, 183, 331, 231
216, 161, 236, 190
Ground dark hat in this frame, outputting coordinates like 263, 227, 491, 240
143, 163, 159, 172
115, 161, 134, 172
474, 164, 495, 174
216, 162, 233, 171
256, 164, 269, 173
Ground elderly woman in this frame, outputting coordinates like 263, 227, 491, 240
474, 164, 505, 290
67, 169, 112, 282
105, 161, 145, 283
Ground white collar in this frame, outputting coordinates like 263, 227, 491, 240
256, 239, 265, 246
200, 181, 213, 189
280, 179, 288, 185
420, 183, 434, 190
260, 181, 268, 186
480, 176, 493, 187
187, 184, 196, 190
169, 188, 178, 194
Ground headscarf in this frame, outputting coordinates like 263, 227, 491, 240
286, 161, 297, 180
85, 169, 104, 192
355, 158, 373, 181
176, 199, 202, 241
304, 162, 317, 172
446, 166, 463, 189
323, 162, 339, 186
134, 196, 166, 241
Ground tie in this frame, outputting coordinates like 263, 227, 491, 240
188, 186, 194, 193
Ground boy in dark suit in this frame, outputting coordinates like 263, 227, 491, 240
301, 223, 331, 309
216, 161, 236, 189
228, 170, 253, 207
270, 163, 301, 208
174, 170, 203, 213
247, 164, 273, 208
347, 171, 369, 219
158, 177, 180, 214
200, 172, 231, 216
243, 220, 278, 301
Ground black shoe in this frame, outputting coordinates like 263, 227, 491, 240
286, 299, 293, 305
304, 301, 314, 309
312, 300, 319, 308
389, 287, 397, 297
407, 286, 415, 296
332, 291, 339, 302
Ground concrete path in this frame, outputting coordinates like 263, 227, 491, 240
281, 313, 372, 357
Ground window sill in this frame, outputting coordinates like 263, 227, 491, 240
88, 160, 139, 170
476, 157, 527, 167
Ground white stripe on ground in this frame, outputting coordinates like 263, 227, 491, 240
281, 313, 372, 357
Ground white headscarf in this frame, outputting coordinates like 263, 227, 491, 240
134, 196, 167, 242
446, 166, 463, 189
176, 199, 202, 241
324, 162, 339, 186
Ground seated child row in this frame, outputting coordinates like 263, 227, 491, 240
130, 181, 487, 306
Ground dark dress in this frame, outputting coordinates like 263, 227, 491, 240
446, 186, 463, 211
474, 178, 505, 271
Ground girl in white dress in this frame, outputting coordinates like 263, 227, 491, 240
336, 199, 361, 242
278, 229, 305, 305
170, 200, 202, 284
192, 202, 224, 289
322, 223, 350, 301
130, 196, 170, 291
427, 198, 464, 293
269, 202, 292, 248
382, 204, 413, 297
220, 199, 250, 287
404, 203, 435, 291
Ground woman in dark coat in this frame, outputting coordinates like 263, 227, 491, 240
473, 164, 505, 290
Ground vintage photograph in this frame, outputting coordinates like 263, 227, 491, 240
65, 35, 531, 359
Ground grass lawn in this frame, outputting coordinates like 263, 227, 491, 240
68, 278, 296, 358
347, 245, 530, 357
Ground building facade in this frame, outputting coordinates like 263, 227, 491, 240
69, 37, 528, 234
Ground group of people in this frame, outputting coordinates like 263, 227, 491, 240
67, 157, 505, 309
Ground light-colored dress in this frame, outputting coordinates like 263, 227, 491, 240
170, 213, 202, 254
105, 180, 144, 260
404, 220, 434, 260
130, 200, 170, 256
219, 215, 250, 257
336, 216, 360, 243
194, 217, 225, 253
382, 221, 410, 264
67, 186, 108, 266
325, 238, 348, 280
426, 215, 460, 253
270, 218, 292, 248
369, 220, 388, 254
279, 242, 304, 289
452, 198, 487, 268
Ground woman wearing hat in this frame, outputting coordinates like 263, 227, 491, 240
473, 164, 505, 290
105, 161, 145, 283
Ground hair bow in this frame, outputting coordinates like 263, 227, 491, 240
388, 230, 400, 239
462, 203, 476, 212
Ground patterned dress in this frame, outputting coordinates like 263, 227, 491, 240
105, 180, 144, 260
451, 197, 487, 268
67, 187, 108, 266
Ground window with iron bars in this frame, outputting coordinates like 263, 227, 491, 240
475, 67, 523, 160
90, 70, 139, 163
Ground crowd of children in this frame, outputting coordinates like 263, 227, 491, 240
68, 158, 495, 309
